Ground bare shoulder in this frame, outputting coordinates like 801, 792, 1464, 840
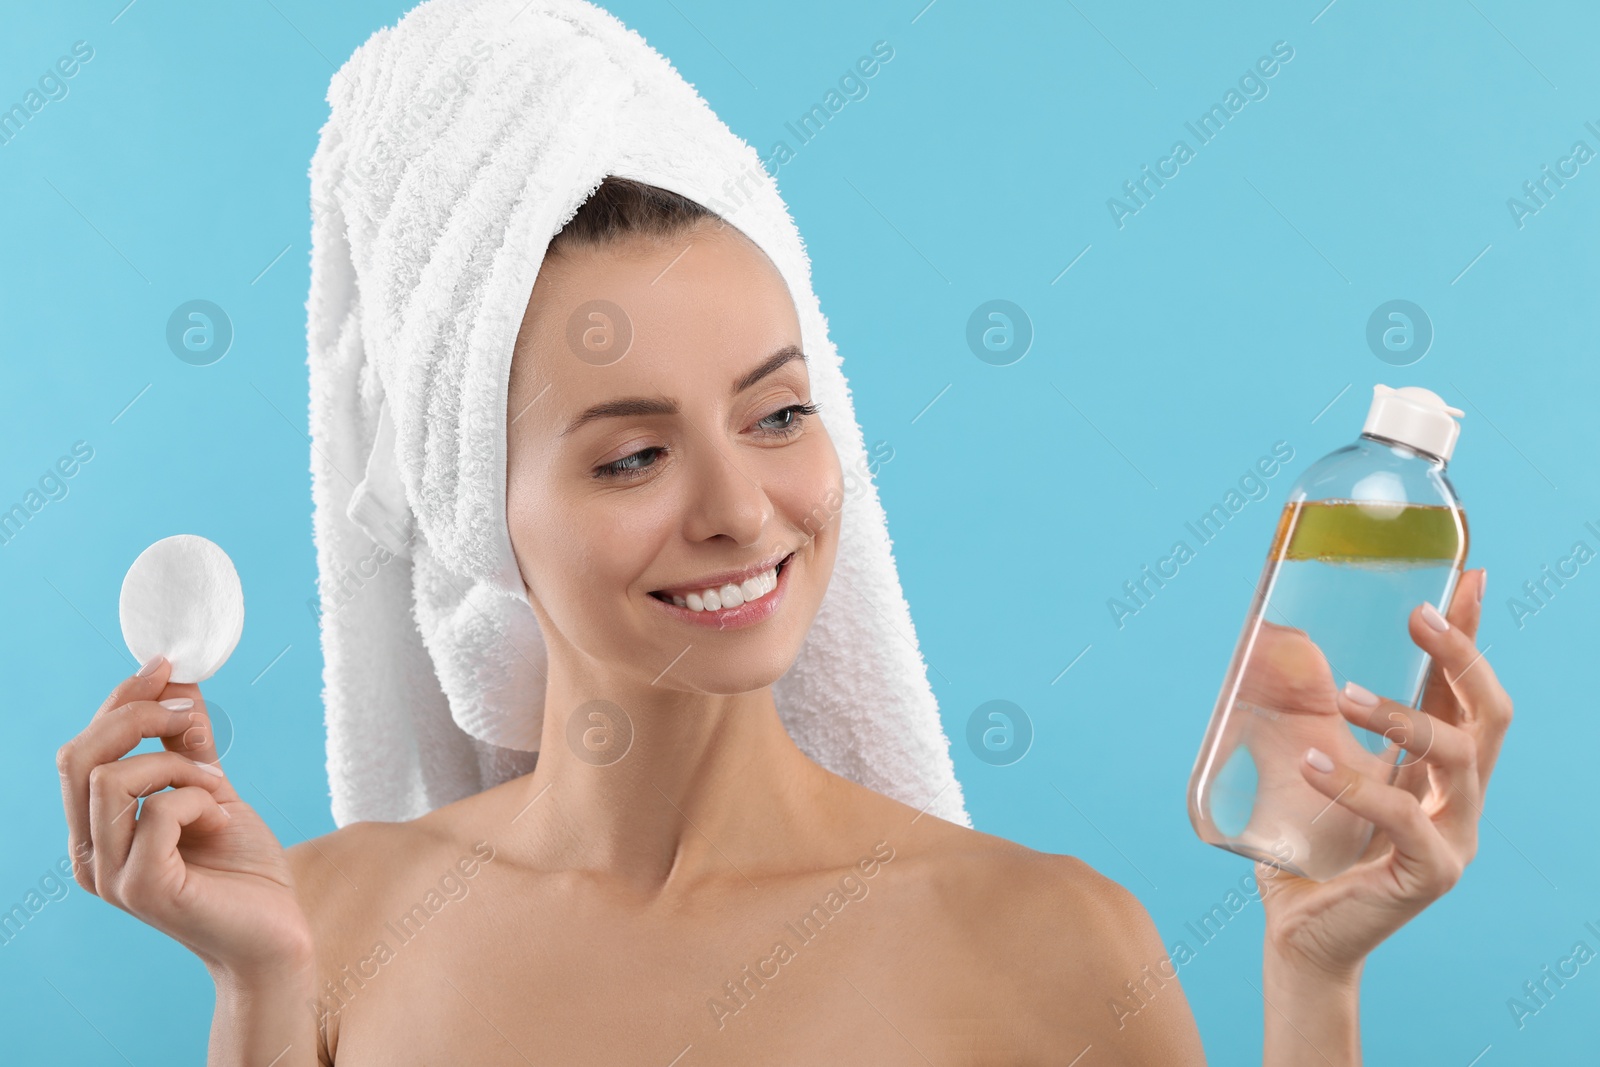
284, 804, 498, 936
285, 819, 426, 978
287, 819, 428, 916
283, 820, 425, 1063
284, 803, 502, 1059
892, 817, 1208, 1065
889, 817, 1151, 958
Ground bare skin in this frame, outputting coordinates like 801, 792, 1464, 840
291, 218, 1205, 1064
55, 216, 1511, 1065
295, 751, 1197, 1064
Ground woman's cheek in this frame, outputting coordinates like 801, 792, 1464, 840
787, 430, 845, 540
505, 468, 576, 603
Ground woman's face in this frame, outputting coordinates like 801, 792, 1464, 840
506, 220, 843, 694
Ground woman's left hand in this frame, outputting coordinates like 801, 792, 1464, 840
1257, 566, 1510, 979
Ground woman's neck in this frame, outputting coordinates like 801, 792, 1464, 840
495, 667, 835, 899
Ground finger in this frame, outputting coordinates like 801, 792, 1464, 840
58, 655, 181, 891
1418, 567, 1487, 716
1446, 567, 1486, 643
58, 699, 202, 892
1408, 581, 1513, 778
1299, 746, 1463, 900
86, 751, 228, 902
1328, 678, 1432, 804
155, 681, 223, 767
1335, 682, 1481, 857
90, 654, 172, 720
120, 786, 231, 921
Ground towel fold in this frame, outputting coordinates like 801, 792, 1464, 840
305, 0, 971, 829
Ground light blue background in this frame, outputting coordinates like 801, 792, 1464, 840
3, 0, 1595, 1061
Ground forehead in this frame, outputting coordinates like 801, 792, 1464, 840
514, 225, 803, 412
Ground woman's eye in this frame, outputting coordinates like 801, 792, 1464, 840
592, 402, 819, 482
755, 401, 820, 437
595, 447, 663, 481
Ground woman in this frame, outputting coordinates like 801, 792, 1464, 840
55, 0, 1513, 1058
56, 176, 1510, 1065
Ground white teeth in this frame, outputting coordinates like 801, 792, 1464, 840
669, 563, 781, 612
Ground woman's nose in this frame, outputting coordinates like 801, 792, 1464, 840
680, 437, 774, 548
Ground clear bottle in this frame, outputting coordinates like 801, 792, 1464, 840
1187, 385, 1469, 881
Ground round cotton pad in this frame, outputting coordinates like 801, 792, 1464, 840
119, 534, 245, 684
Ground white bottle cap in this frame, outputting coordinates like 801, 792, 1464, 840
1361, 384, 1465, 462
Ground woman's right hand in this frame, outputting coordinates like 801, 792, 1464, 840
56, 654, 315, 982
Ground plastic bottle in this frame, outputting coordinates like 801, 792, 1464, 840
1187, 384, 1469, 881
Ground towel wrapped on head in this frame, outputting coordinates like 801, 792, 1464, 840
306, 0, 970, 829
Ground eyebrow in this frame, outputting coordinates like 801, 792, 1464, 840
557, 345, 808, 439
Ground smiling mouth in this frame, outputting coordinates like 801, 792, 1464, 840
648, 552, 794, 611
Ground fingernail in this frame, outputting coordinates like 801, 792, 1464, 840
1342, 681, 1381, 706
136, 654, 165, 678
217, 805, 232, 820
160, 698, 194, 711
1421, 602, 1450, 632
1305, 747, 1335, 773
1478, 569, 1488, 604
188, 758, 225, 778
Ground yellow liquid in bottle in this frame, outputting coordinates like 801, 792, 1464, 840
1269, 499, 1468, 564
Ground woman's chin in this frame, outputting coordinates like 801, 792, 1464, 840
627, 599, 809, 693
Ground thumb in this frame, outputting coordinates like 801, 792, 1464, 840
157, 676, 225, 771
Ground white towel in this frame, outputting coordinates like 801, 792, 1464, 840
305, 0, 971, 830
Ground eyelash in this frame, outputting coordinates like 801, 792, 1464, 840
594, 401, 821, 482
